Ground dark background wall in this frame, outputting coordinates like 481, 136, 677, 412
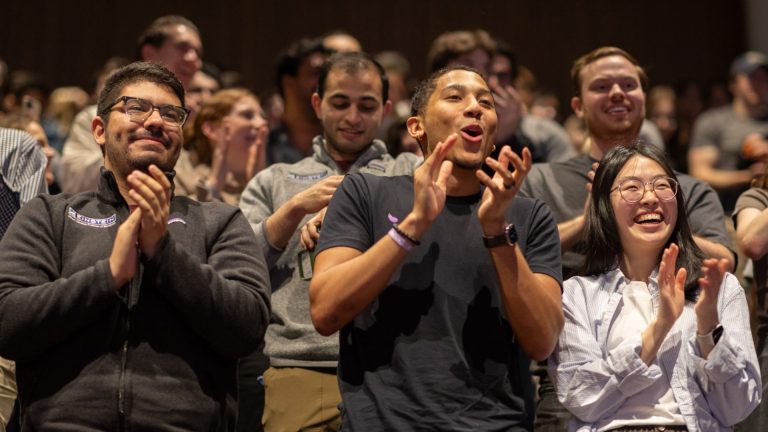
0, 0, 749, 108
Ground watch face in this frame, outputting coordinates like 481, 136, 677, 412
713, 325, 724, 344
506, 224, 518, 245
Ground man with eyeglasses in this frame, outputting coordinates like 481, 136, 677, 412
61, 15, 204, 195
518, 46, 734, 432
0, 62, 270, 430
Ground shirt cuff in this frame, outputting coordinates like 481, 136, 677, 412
608, 333, 662, 396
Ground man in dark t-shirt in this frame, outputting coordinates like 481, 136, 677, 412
309, 66, 563, 430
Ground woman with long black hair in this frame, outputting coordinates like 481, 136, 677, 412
550, 143, 760, 431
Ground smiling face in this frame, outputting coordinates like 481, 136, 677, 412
219, 95, 267, 152
572, 55, 645, 141
142, 25, 203, 89
611, 155, 677, 255
409, 69, 497, 170
312, 68, 389, 160
93, 81, 183, 178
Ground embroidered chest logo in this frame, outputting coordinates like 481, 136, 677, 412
365, 161, 386, 173
287, 172, 329, 182
67, 207, 117, 228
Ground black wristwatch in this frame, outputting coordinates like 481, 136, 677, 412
483, 223, 518, 248
697, 324, 724, 347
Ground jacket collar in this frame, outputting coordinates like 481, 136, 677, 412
97, 166, 177, 206
311, 135, 388, 173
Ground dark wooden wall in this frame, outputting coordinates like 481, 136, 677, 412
0, 0, 748, 109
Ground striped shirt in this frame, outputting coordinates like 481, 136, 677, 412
0, 127, 47, 204
550, 268, 762, 431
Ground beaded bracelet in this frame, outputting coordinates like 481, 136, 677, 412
388, 228, 413, 252
392, 223, 420, 246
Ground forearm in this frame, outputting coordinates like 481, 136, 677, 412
737, 209, 768, 260
0, 260, 118, 360
310, 213, 427, 336
640, 319, 673, 365
491, 245, 562, 360
690, 166, 752, 190
557, 215, 586, 252
693, 235, 735, 271
264, 196, 311, 250
692, 290, 761, 424
554, 334, 660, 422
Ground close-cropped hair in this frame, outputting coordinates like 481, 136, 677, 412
187, 88, 256, 165
135, 15, 200, 59
427, 29, 496, 73
316, 52, 389, 102
274, 38, 330, 97
582, 142, 704, 301
410, 64, 485, 117
97, 61, 186, 126
570, 46, 649, 97
409, 65, 486, 155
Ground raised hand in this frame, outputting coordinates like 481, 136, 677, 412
109, 207, 142, 289
583, 161, 599, 214
476, 145, 532, 230
245, 124, 268, 181
293, 175, 344, 215
695, 258, 728, 334
489, 81, 526, 143
207, 126, 230, 195
127, 165, 171, 258
657, 243, 687, 328
410, 133, 456, 226
640, 243, 687, 364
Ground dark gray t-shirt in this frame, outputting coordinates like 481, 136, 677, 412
690, 106, 768, 212
317, 173, 562, 431
519, 154, 734, 278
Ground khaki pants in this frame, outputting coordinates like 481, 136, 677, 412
262, 366, 340, 432
0, 357, 16, 430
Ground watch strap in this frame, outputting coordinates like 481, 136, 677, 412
482, 224, 517, 248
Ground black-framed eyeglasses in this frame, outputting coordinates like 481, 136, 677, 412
102, 96, 190, 128
610, 176, 679, 203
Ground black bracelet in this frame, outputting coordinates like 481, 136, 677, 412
392, 223, 420, 246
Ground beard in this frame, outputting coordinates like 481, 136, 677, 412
128, 154, 175, 173
104, 132, 179, 178
452, 158, 484, 171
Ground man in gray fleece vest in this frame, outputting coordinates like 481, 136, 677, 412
239, 52, 420, 431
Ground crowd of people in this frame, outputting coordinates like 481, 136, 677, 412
0, 13, 766, 432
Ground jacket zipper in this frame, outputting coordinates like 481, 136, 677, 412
118, 317, 130, 430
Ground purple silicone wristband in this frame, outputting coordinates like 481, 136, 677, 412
388, 228, 413, 252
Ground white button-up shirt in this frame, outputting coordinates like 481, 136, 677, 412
550, 267, 761, 431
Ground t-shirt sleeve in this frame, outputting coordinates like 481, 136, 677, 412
689, 110, 722, 149
316, 173, 374, 254
732, 187, 768, 228
517, 198, 563, 287
684, 177, 733, 250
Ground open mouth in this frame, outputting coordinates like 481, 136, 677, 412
634, 212, 664, 224
607, 106, 630, 114
460, 125, 483, 142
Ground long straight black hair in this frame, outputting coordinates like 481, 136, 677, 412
582, 143, 704, 301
